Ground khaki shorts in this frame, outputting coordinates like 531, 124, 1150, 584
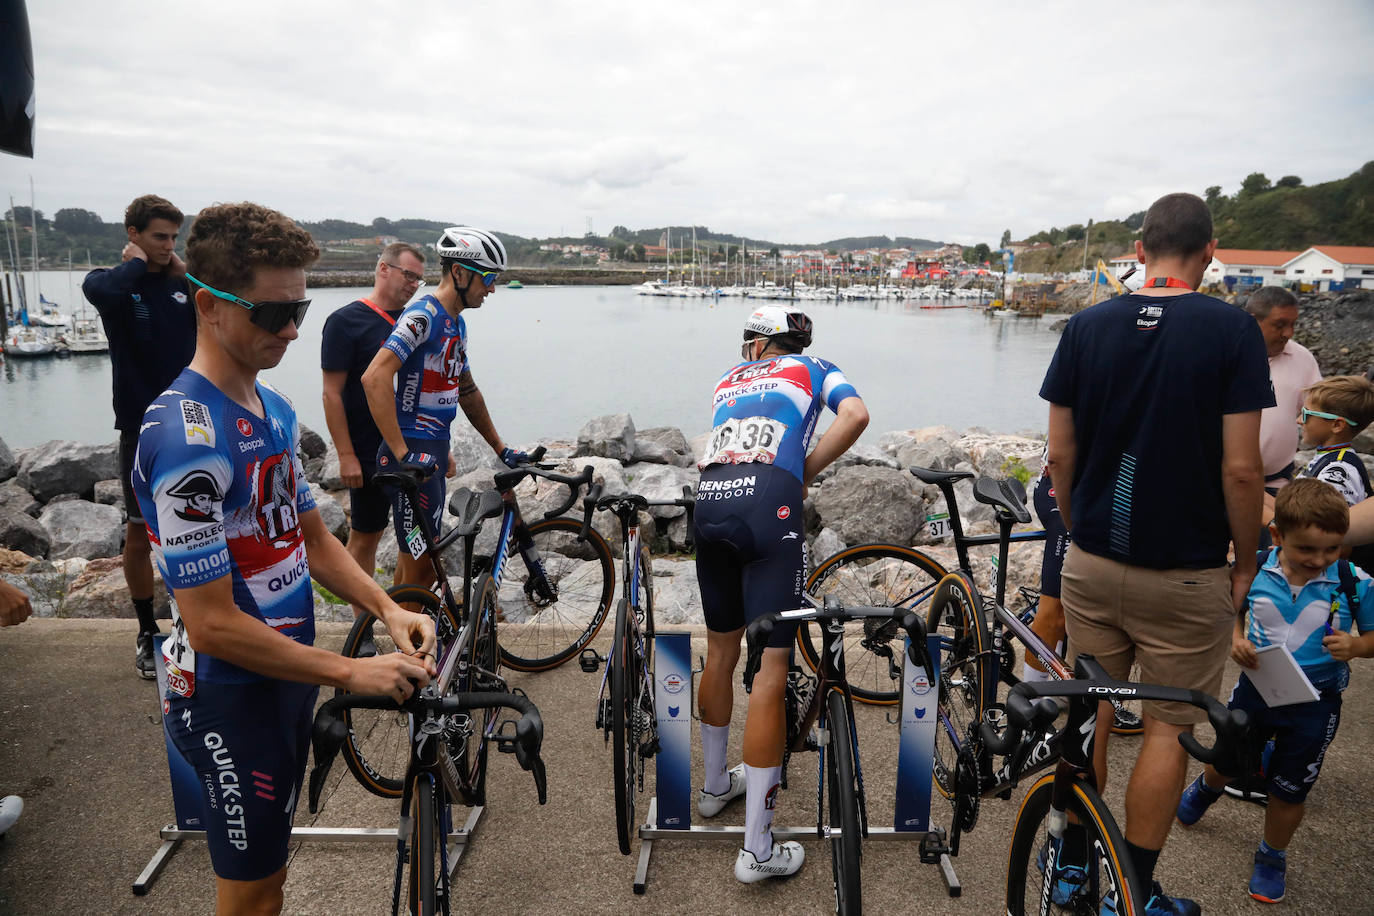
1061, 547, 1233, 725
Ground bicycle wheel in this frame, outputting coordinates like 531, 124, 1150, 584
403, 774, 439, 916
927, 571, 993, 799
1005, 773, 1141, 916
800, 544, 947, 705
453, 573, 500, 807
825, 690, 863, 915
611, 597, 641, 855
498, 516, 616, 672
340, 585, 460, 799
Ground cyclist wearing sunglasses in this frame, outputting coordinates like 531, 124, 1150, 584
321, 242, 428, 619
362, 226, 526, 592
133, 202, 437, 916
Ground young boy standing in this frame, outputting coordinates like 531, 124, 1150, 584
1294, 375, 1374, 508
1176, 479, 1373, 904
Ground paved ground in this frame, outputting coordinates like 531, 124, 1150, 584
1, 619, 1371, 914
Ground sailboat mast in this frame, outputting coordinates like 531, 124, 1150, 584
29, 175, 40, 306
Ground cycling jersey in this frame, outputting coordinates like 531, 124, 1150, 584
382, 295, 468, 441
1297, 446, 1372, 508
133, 368, 317, 692
700, 354, 857, 483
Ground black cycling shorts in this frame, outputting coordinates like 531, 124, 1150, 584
348, 478, 392, 535
1033, 475, 1069, 599
119, 428, 143, 524
165, 678, 318, 881
693, 463, 805, 648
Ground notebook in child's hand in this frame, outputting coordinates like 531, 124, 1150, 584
1248, 645, 1320, 707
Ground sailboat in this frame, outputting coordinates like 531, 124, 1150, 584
28, 293, 70, 327
62, 251, 108, 353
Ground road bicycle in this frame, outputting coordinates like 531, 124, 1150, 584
742, 597, 935, 916
579, 485, 695, 855
307, 683, 547, 915
338, 454, 613, 798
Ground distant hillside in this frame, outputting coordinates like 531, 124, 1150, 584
606, 226, 944, 252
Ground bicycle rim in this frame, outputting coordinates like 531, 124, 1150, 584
498, 517, 615, 671
405, 775, 439, 916
611, 598, 638, 854
826, 690, 863, 914
801, 543, 947, 705
927, 572, 992, 800
1005, 773, 1140, 916
455, 574, 499, 807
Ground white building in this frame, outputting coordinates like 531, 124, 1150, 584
1204, 249, 1299, 288
1279, 246, 1374, 291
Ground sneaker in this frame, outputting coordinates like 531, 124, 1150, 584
1110, 700, 1144, 735
698, 764, 746, 818
1144, 881, 1201, 916
1035, 837, 1087, 905
1249, 848, 1287, 903
734, 841, 804, 883
135, 632, 157, 680
1176, 774, 1221, 827
0, 795, 22, 836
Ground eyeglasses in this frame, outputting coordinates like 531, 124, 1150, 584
1298, 406, 1354, 426
455, 261, 499, 288
383, 262, 426, 287
185, 272, 312, 333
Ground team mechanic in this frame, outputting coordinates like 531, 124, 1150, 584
133, 202, 436, 915
692, 305, 869, 883
361, 226, 527, 595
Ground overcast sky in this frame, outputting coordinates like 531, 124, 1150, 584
4, 0, 1372, 246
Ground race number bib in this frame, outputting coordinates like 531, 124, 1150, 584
926, 512, 951, 541
702, 416, 786, 467
406, 525, 427, 560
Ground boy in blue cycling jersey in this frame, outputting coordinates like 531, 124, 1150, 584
1176, 479, 1373, 904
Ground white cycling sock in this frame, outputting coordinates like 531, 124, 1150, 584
701, 723, 730, 796
1021, 663, 1049, 683
743, 763, 781, 860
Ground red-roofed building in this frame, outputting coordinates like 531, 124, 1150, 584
1282, 246, 1374, 291
1204, 249, 1301, 288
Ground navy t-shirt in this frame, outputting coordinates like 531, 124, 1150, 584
320, 298, 404, 477
1040, 292, 1274, 569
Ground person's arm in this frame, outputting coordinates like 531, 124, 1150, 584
802, 396, 868, 486
1045, 404, 1076, 531
1347, 500, 1374, 547
0, 580, 32, 627
362, 348, 410, 461
321, 369, 363, 488
457, 369, 506, 456
81, 256, 149, 312
1221, 410, 1265, 613
1230, 609, 1258, 669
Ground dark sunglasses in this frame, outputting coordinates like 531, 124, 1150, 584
455, 261, 499, 288
186, 272, 312, 333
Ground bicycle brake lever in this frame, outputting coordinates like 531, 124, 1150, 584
531, 756, 548, 805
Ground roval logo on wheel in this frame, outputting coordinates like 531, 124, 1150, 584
776, 506, 790, 520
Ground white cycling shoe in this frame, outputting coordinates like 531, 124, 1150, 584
698, 764, 746, 818
735, 841, 805, 883
0, 796, 23, 836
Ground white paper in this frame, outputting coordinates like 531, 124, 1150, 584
1247, 645, 1320, 707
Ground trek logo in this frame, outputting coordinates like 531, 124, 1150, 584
725, 359, 782, 386
168, 470, 223, 522
204, 732, 249, 850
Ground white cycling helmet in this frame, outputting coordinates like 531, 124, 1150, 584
436, 226, 508, 272
743, 305, 812, 348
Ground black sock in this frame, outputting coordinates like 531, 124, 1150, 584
133, 597, 158, 635
1126, 841, 1160, 902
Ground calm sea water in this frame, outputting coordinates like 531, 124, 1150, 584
1, 271, 1065, 449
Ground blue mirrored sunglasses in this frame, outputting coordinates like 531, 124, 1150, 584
455, 261, 499, 288
186, 272, 311, 332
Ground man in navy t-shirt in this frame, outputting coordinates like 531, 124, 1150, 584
1040, 192, 1273, 915
320, 242, 426, 616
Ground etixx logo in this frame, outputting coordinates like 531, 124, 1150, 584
661, 673, 686, 694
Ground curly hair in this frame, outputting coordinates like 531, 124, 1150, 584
124, 194, 183, 232
1273, 477, 1348, 536
186, 202, 319, 294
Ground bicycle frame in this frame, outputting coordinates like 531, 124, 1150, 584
596, 503, 652, 719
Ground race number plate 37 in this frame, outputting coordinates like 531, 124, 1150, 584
703, 416, 786, 467
926, 512, 951, 541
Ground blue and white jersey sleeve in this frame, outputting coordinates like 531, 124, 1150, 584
817, 358, 858, 411
382, 298, 440, 363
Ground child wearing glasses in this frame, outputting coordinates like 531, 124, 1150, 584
1293, 375, 1374, 509
1176, 479, 1373, 904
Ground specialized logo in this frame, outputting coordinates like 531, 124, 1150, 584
168, 470, 224, 522
661, 673, 686, 694
236, 418, 253, 436
781, 531, 799, 541
776, 505, 790, 520
180, 399, 216, 447
251, 451, 300, 546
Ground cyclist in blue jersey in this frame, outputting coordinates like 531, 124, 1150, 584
133, 202, 437, 916
362, 226, 527, 591
693, 305, 869, 883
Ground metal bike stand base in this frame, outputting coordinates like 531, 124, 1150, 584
132, 806, 486, 896
633, 797, 960, 897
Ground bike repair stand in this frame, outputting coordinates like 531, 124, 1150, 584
632, 631, 961, 897
132, 638, 485, 895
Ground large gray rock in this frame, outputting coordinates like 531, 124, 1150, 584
688, 431, 710, 466
39, 499, 123, 560
953, 432, 1045, 481
896, 437, 966, 473
0, 573, 60, 618
320, 444, 346, 491
60, 556, 171, 618
93, 479, 124, 507
309, 485, 348, 540
450, 424, 503, 477
17, 440, 120, 502
649, 558, 703, 625
0, 506, 51, 557
809, 527, 848, 565
0, 481, 40, 517
830, 443, 900, 473
814, 465, 924, 546
0, 435, 16, 481
634, 426, 695, 467
297, 422, 328, 459
621, 462, 697, 519
576, 414, 636, 463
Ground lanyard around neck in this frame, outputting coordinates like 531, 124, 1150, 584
360, 297, 397, 326
1141, 277, 1193, 290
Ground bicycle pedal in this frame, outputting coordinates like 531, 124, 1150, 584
493, 718, 521, 754
640, 737, 660, 759
579, 648, 602, 672
919, 828, 950, 864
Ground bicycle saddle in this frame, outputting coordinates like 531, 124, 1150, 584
972, 477, 1031, 523
448, 487, 504, 536
909, 466, 974, 485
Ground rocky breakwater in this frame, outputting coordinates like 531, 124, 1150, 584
0, 418, 1056, 629
1294, 287, 1374, 376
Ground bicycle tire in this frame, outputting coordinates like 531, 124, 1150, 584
611, 597, 639, 855
826, 690, 863, 915
1005, 773, 1141, 916
405, 774, 439, 916
339, 585, 460, 799
454, 573, 500, 807
927, 571, 993, 800
497, 516, 616, 672
800, 544, 948, 705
